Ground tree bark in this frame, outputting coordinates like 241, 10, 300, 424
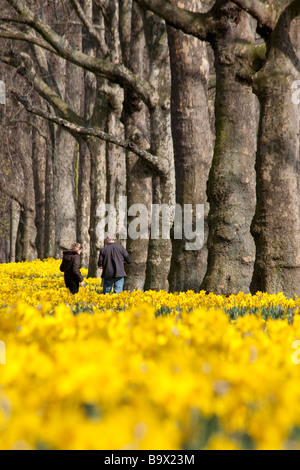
77, 137, 91, 268
123, 2, 152, 291
201, 4, 258, 295
9, 199, 20, 263
44, 120, 56, 258
105, 0, 126, 248
52, 19, 83, 257
144, 12, 175, 292
167, 0, 213, 292
53, 125, 77, 255
87, 77, 108, 278
250, 2, 300, 296
31, 119, 46, 259
76, 0, 94, 269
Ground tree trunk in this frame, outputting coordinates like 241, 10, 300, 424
44, 121, 56, 258
144, 12, 175, 291
77, 137, 91, 268
201, 4, 258, 295
123, 2, 152, 291
105, 0, 126, 247
15, 123, 37, 262
53, 125, 77, 255
9, 199, 20, 262
87, 135, 107, 278
76, 0, 97, 269
87, 78, 108, 277
31, 120, 46, 259
250, 4, 300, 296
52, 19, 82, 257
167, 0, 213, 292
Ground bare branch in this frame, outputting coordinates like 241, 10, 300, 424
0, 52, 85, 126
69, 0, 109, 57
133, 0, 216, 41
14, 95, 169, 177
231, 0, 294, 34
0, 25, 56, 53
9, 119, 48, 142
3, 0, 158, 108
0, 184, 24, 209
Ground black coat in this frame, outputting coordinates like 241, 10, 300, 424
98, 243, 131, 279
60, 250, 83, 283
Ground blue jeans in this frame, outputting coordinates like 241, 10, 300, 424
103, 277, 124, 294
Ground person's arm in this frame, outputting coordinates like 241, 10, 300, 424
98, 249, 104, 268
73, 255, 84, 283
122, 247, 131, 264
60, 259, 65, 272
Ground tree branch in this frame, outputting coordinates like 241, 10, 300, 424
14, 95, 169, 177
0, 184, 24, 209
0, 24, 56, 53
133, 0, 217, 41
0, 52, 85, 126
69, 0, 109, 57
3, 0, 158, 108
231, 0, 294, 34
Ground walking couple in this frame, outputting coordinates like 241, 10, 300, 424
60, 235, 131, 295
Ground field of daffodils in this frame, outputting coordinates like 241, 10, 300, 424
1, 259, 300, 450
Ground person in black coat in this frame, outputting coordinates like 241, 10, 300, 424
60, 243, 84, 294
98, 235, 131, 294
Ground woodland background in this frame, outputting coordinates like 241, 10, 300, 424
0, 0, 299, 296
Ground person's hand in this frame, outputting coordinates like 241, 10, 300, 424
81, 282, 84, 287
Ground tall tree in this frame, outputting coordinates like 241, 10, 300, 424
248, 1, 300, 296
167, 0, 213, 293
134, 0, 258, 295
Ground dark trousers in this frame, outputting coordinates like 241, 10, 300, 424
65, 278, 79, 295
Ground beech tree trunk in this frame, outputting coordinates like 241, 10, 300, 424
250, 3, 300, 296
